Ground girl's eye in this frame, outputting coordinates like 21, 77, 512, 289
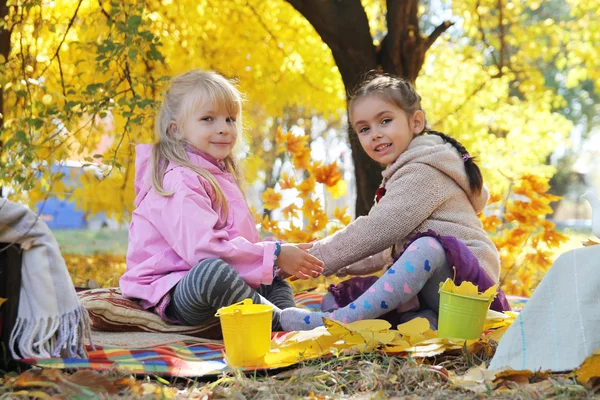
201, 116, 213, 121
381, 118, 392, 124
358, 126, 369, 134
226, 117, 236, 123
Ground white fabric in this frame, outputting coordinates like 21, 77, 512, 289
490, 245, 600, 371
0, 198, 90, 359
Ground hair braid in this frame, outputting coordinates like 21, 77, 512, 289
425, 130, 483, 194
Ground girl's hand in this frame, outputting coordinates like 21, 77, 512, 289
277, 243, 324, 280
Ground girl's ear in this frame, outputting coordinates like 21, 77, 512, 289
411, 110, 425, 135
167, 121, 182, 140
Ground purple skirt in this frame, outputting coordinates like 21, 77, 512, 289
324, 230, 510, 315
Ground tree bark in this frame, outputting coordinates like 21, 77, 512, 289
286, 0, 451, 215
0, 0, 11, 198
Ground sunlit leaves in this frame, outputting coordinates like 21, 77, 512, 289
481, 174, 569, 297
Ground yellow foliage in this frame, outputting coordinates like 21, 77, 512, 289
333, 206, 352, 226
296, 177, 316, 199
4, 0, 592, 302
278, 172, 296, 190
261, 188, 282, 211
574, 349, 600, 388
310, 161, 342, 187
63, 254, 127, 288
482, 174, 569, 297
326, 179, 348, 199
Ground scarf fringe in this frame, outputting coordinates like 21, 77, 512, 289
9, 305, 93, 359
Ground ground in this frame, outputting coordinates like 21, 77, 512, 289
0, 227, 597, 398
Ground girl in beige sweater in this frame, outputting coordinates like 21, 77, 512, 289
281, 74, 509, 331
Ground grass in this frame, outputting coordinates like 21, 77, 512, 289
2, 352, 594, 399
197, 353, 595, 399
51, 227, 594, 259
52, 228, 129, 256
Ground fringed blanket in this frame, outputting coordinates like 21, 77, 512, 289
0, 199, 90, 359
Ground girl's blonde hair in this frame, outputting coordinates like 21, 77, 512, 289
151, 69, 245, 219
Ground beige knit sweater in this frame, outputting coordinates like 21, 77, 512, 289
310, 134, 501, 282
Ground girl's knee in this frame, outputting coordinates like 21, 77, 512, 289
190, 258, 236, 283
403, 236, 448, 269
195, 258, 232, 270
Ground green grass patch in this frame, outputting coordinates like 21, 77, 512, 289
52, 229, 129, 256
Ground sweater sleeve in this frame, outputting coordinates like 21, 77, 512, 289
336, 248, 394, 276
311, 163, 446, 276
148, 171, 275, 287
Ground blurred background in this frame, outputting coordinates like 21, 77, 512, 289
0, 0, 598, 295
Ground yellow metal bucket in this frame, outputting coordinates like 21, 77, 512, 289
215, 299, 273, 368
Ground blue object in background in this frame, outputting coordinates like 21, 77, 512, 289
37, 196, 87, 229
35, 163, 91, 229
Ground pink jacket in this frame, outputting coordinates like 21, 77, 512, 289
120, 144, 276, 309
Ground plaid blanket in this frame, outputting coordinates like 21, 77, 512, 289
21, 293, 528, 377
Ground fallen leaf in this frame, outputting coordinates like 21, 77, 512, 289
10, 390, 50, 398
467, 340, 495, 359
346, 319, 392, 332
397, 317, 430, 337
141, 382, 159, 395
0, 297, 6, 307
66, 370, 119, 394
582, 238, 600, 247
451, 364, 497, 393
13, 371, 54, 387
574, 349, 600, 388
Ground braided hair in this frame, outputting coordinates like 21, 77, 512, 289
349, 73, 483, 194
424, 130, 483, 194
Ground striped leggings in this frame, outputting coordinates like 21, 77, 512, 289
166, 258, 295, 331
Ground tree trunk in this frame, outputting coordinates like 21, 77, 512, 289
286, 0, 451, 216
0, 0, 11, 198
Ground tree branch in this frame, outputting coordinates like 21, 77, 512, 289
56, 52, 67, 101
37, 0, 84, 78
475, 0, 501, 70
425, 21, 454, 51
498, 0, 506, 71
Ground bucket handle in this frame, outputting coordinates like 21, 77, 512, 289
214, 298, 253, 317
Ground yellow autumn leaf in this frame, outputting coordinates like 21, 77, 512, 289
439, 278, 498, 301
278, 172, 296, 190
326, 179, 348, 199
280, 203, 300, 219
311, 161, 342, 187
333, 206, 351, 226
397, 317, 431, 337
323, 318, 395, 351
296, 177, 316, 199
574, 349, 600, 387
261, 188, 282, 211
0, 297, 7, 307
291, 147, 312, 170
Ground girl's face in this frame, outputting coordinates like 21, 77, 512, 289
351, 95, 424, 165
177, 100, 239, 160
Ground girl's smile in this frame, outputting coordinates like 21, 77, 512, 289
351, 96, 424, 165
177, 100, 239, 160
